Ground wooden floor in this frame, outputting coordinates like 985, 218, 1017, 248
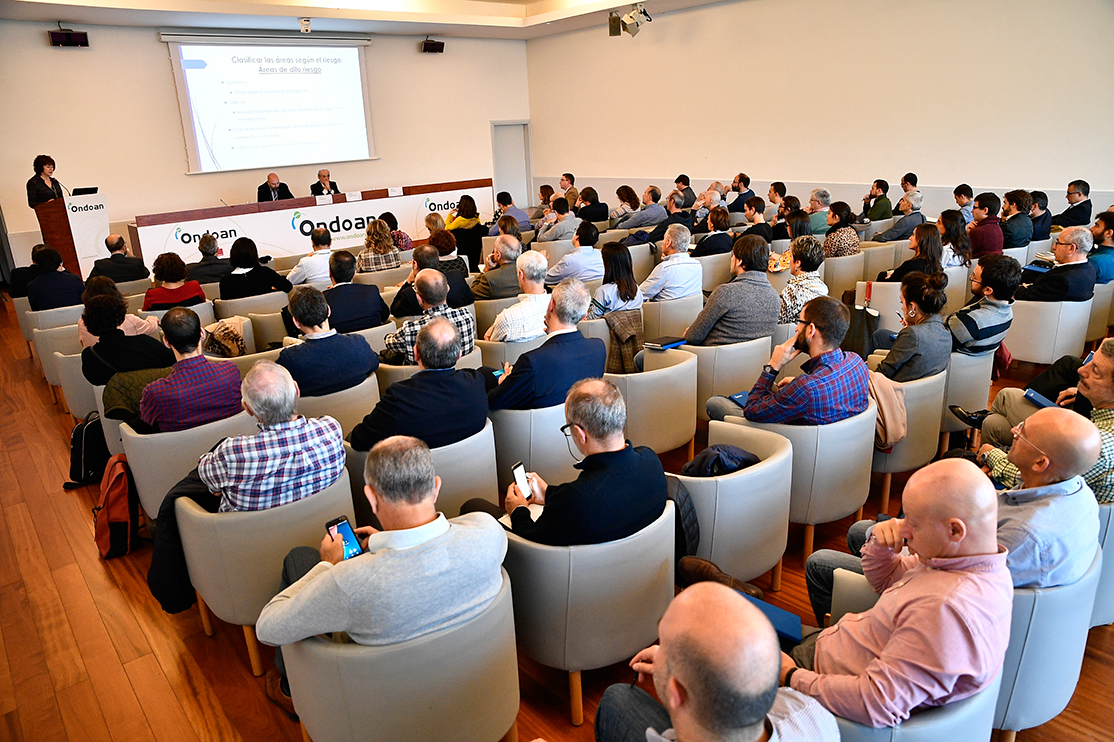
0, 294, 1112, 742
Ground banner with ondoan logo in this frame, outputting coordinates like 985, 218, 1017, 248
66, 194, 110, 277
134, 186, 494, 267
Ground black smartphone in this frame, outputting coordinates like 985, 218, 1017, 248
325, 516, 365, 560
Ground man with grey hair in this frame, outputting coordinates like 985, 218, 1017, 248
472, 235, 523, 299
807, 189, 832, 234
382, 268, 476, 364
186, 232, 233, 283
872, 190, 926, 243
484, 251, 549, 342
309, 168, 339, 196
256, 435, 507, 717
488, 278, 606, 410
351, 318, 492, 451
640, 224, 702, 302
477, 378, 666, 545
615, 186, 668, 230
647, 190, 695, 243
1014, 225, 1096, 302
691, 188, 723, 232
147, 360, 345, 614
277, 285, 377, 396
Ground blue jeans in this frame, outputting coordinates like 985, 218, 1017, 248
595, 684, 672, 742
803, 520, 874, 626
706, 392, 748, 421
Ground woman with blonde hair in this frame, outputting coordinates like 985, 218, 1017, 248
356, 219, 401, 273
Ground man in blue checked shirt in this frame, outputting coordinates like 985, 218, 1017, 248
148, 360, 345, 614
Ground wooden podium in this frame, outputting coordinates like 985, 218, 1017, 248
34, 198, 81, 276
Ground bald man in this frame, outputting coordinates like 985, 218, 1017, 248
595, 582, 838, 742
784, 459, 1012, 728
257, 172, 294, 202
380, 268, 476, 365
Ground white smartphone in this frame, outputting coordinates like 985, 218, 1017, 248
512, 461, 532, 500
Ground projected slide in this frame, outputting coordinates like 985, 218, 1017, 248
177, 45, 371, 173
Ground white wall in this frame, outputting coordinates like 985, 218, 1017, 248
526, 0, 1114, 200
0, 21, 529, 265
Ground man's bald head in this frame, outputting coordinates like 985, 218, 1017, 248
1010, 407, 1101, 485
267, 173, 279, 188
901, 459, 999, 560
655, 582, 778, 738
414, 269, 449, 307
413, 317, 460, 369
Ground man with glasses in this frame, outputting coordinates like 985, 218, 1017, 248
467, 378, 667, 546
1051, 179, 1093, 227
706, 296, 869, 423
1014, 225, 1096, 301
807, 188, 832, 233
946, 253, 1022, 355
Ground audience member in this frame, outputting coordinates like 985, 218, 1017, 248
277, 286, 377, 396
879, 223, 942, 282
287, 228, 333, 285
772, 206, 813, 242
81, 294, 175, 385
690, 207, 733, 257
872, 191, 926, 243
640, 225, 702, 302
560, 173, 579, 209
186, 233, 234, 284
765, 181, 787, 221
1088, 212, 1114, 284
708, 296, 868, 424
740, 197, 773, 242
674, 174, 697, 208
647, 191, 694, 243
807, 189, 831, 233
936, 209, 973, 268
88, 234, 150, 283
574, 186, 609, 223
615, 186, 667, 230
356, 219, 402, 273
390, 244, 474, 317
595, 582, 839, 742
142, 253, 206, 311
489, 191, 531, 234
727, 173, 756, 213
8, 243, 50, 298
489, 278, 605, 411
1051, 179, 1093, 227
472, 235, 523, 299
777, 236, 828, 324
430, 229, 469, 275
861, 179, 892, 221
26, 246, 85, 310
445, 194, 481, 231
139, 307, 241, 432
379, 212, 413, 252
690, 187, 722, 231
947, 253, 1021, 355
610, 185, 641, 223
351, 318, 491, 450
685, 235, 779, 346
900, 172, 918, 193
1029, 190, 1052, 240
78, 277, 159, 348
589, 243, 644, 318
545, 220, 604, 285
1001, 190, 1035, 248
953, 183, 974, 224
822, 201, 860, 257
1014, 225, 1096, 301
219, 237, 292, 300
871, 272, 951, 382
321, 250, 390, 333
256, 435, 507, 717
967, 192, 1005, 257
485, 251, 549, 342
382, 269, 476, 365
536, 197, 579, 242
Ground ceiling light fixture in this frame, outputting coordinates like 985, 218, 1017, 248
619, 3, 651, 37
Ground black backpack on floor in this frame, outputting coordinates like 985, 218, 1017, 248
64, 412, 111, 490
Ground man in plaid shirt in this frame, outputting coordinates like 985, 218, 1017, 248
381, 269, 475, 365
706, 296, 869, 424
139, 307, 242, 432
484, 251, 549, 342
148, 361, 345, 613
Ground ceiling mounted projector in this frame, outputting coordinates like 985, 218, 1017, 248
620, 3, 652, 36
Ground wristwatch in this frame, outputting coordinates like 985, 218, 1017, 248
763, 364, 777, 376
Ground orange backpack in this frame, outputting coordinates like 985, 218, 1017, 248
93, 454, 141, 559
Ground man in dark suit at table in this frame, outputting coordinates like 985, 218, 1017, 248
323, 250, 390, 333
348, 318, 493, 451
88, 235, 150, 283
257, 173, 295, 202
488, 278, 605, 411
309, 168, 340, 196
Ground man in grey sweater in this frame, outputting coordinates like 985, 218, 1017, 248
685, 235, 779, 346
255, 435, 507, 718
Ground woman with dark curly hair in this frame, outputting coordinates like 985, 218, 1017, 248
78, 276, 160, 348
429, 230, 468, 275
27, 154, 64, 208
143, 253, 206, 310
822, 201, 861, 257
81, 293, 174, 385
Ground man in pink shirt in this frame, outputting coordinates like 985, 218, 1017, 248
779, 458, 1013, 728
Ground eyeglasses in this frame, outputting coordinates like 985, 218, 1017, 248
560, 423, 583, 462
1012, 419, 1048, 459
970, 276, 983, 285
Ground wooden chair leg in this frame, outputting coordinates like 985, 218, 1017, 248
27, 339, 33, 358
855, 506, 864, 523
685, 437, 695, 461
57, 386, 69, 415
937, 430, 950, 458
49, 384, 58, 404
997, 730, 1016, 742
301, 722, 312, 742
196, 592, 215, 636
802, 525, 815, 560
568, 670, 583, 726
244, 624, 264, 676
770, 557, 783, 592
499, 721, 519, 742
880, 473, 892, 516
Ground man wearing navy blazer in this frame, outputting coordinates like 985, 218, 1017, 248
309, 168, 340, 196
488, 278, 606, 411
88, 235, 150, 283
322, 251, 390, 333
349, 318, 495, 451
1051, 180, 1093, 228
257, 173, 295, 202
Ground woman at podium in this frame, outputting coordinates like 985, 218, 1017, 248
27, 154, 64, 209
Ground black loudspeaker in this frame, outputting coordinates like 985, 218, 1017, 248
49, 30, 89, 47
608, 14, 622, 36
421, 39, 445, 54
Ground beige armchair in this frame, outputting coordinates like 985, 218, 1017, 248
474, 296, 520, 337
606, 348, 697, 456
209, 345, 282, 379
695, 252, 732, 292
668, 422, 791, 589
627, 242, 654, 283
93, 385, 123, 456
351, 322, 394, 353
489, 404, 578, 493
352, 264, 411, 288
214, 291, 289, 319
115, 278, 154, 296
1004, 299, 1092, 364
284, 571, 520, 742
476, 333, 547, 368
503, 502, 675, 724
859, 242, 897, 282
141, 301, 216, 327
176, 469, 353, 676
1093, 503, 1114, 627
683, 336, 771, 421
728, 401, 877, 558
823, 252, 866, 300
55, 351, 96, 423
539, 238, 576, 267
373, 346, 483, 391
872, 370, 948, 515
120, 412, 260, 518
246, 311, 287, 350
32, 325, 82, 405
939, 352, 994, 452
1087, 281, 1114, 344
13, 296, 34, 355
1025, 237, 1053, 266
641, 294, 703, 339
298, 374, 381, 437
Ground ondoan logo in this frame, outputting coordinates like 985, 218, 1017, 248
69, 203, 104, 213
294, 212, 377, 237
424, 197, 459, 212
174, 226, 237, 244
290, 211, 302, 230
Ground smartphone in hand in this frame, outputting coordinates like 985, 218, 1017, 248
325, 516, 365, 560
512, 461, 532, 500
